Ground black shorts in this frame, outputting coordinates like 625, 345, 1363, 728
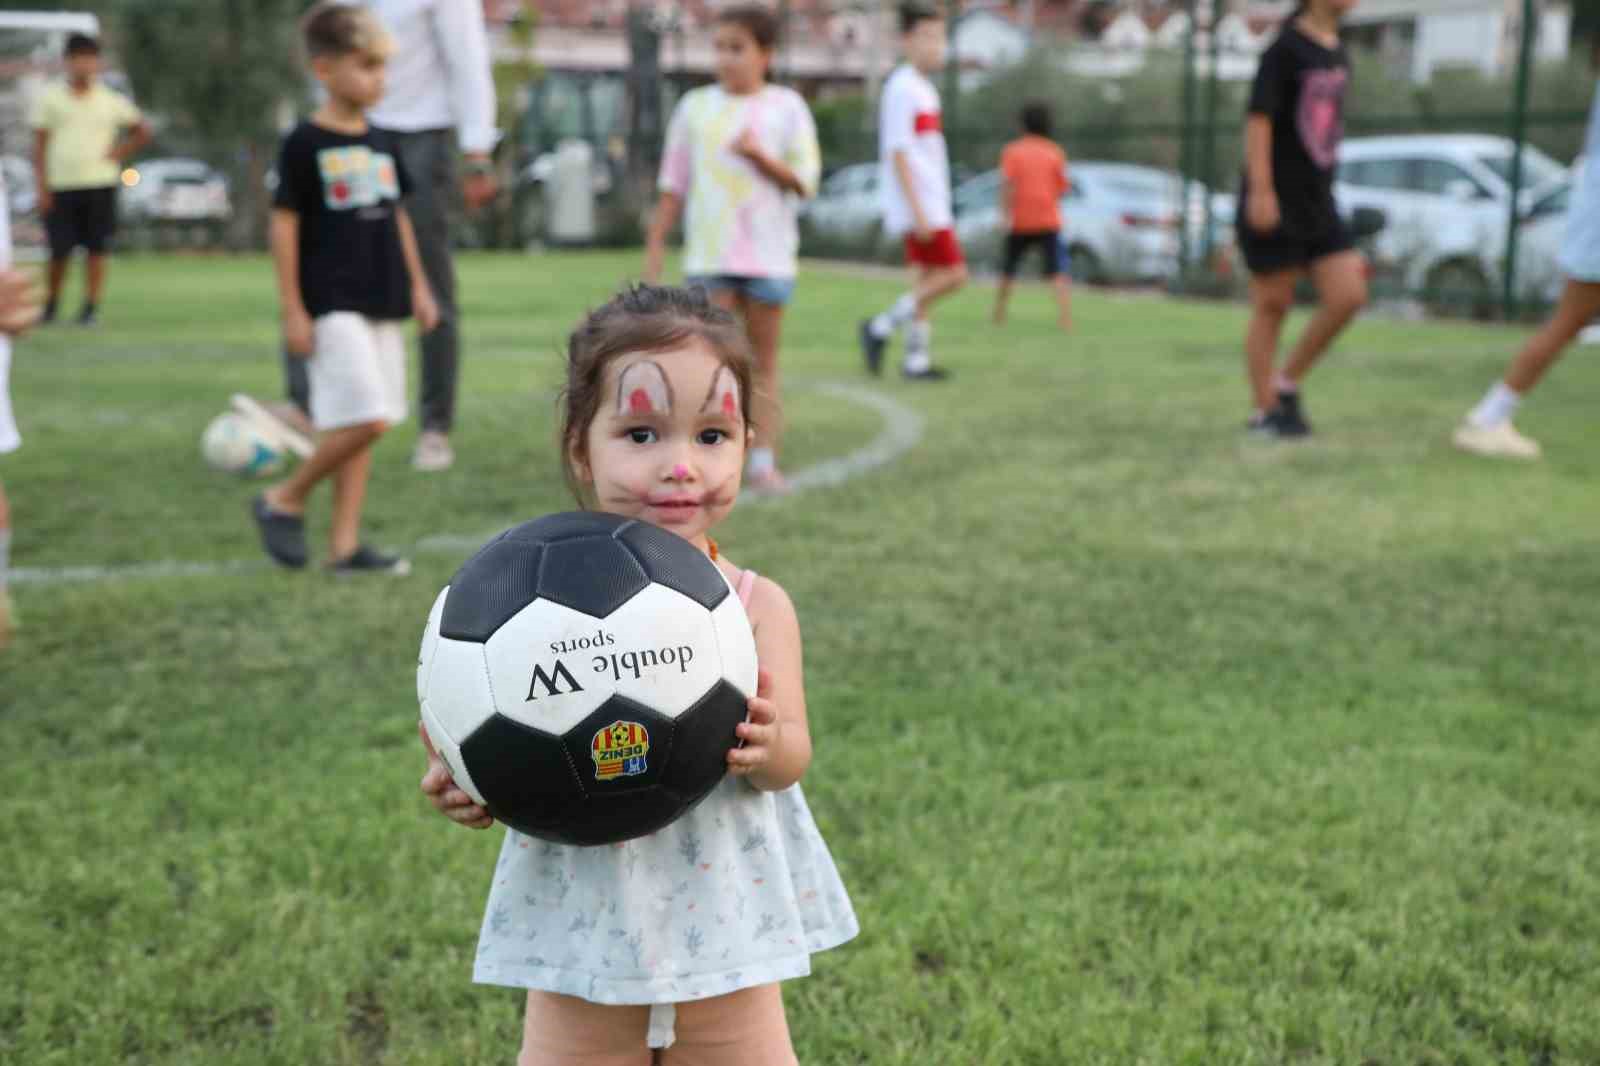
1002, 230, 1067, 278
1237, 214, 1353, 275
47, 186, 118, 257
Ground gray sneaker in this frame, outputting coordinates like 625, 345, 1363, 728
327, 545, 412, 577
412, 431, 454, 472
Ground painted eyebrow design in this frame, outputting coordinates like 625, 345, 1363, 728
616, 359, 675, 416
699, 366, 741, 419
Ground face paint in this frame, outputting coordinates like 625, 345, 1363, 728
700, 365, 742, 423
672, 463, 689, 480
616, 359, 674, 417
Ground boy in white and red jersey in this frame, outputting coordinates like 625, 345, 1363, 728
859, 1, 966, 381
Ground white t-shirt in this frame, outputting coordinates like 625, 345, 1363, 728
658, 84, 821, 279
877, 65, 951, 237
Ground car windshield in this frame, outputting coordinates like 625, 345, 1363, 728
1476, 147, 1565, 190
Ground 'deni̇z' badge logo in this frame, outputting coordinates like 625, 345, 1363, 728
591, 720, 650, 780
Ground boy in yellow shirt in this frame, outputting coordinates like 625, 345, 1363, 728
30, 34, 150, 326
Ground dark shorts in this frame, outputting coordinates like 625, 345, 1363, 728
47, 186, 118, 257
1002, 230, 1068, 278
1237, 213, 1354, 275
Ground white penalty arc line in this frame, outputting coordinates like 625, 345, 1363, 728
11, 382, 924, 587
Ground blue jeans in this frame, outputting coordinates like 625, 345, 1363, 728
685, 274, 796, 307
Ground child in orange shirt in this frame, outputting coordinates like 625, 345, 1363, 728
993, 101, 1071, 330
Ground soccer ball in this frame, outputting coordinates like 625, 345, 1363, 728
417, 512, 759, 846
200, 412, 286, 478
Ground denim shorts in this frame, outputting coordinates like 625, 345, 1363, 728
685, 274, 796, 306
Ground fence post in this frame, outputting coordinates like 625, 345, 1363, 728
1177, 1, 1198, 289
1198, 0, 1223, 265
1502, 0, 1537, 318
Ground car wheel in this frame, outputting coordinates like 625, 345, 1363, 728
1067, 244, 1101, 285
1424, 260, 1492, 321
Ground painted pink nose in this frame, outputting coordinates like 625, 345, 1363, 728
672, 463, 689, 480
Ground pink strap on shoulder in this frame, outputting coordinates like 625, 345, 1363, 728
736, 568, 758, 608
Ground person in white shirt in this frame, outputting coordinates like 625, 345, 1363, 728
858, 1, 966, 382
0, 171, 42, 648
256, 0, 498, 474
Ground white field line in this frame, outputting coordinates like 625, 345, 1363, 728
11, 382, 923, 587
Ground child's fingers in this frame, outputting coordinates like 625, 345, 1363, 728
420, 762, 452, 795
745, 695, 778, 725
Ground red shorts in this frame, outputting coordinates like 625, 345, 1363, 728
904, 228, 965, 268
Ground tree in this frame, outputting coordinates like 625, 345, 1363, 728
86, 0, 307, 247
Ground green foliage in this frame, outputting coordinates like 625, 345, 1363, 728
6, 252, 1600, 1063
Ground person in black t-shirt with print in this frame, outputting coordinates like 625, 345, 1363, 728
250, 3, 438, 575
1237, 0, 1367, 439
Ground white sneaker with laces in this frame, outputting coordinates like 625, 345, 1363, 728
412, 430, 455, 472
1452, 419, 1541, 460
1579, 324, 1600, 346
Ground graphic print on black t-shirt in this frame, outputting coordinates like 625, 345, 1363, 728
273, 121, 413, 320
1243, 25, 1348, 237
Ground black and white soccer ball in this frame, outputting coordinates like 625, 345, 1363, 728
417, 512, 758, 846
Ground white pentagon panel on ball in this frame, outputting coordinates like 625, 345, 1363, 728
709, 593, 759, 696
602, 582, 724, 717
424, 635, 495, 744
417, 586, 450, 704
483, 595, 618, 735
420, 700, 486, 806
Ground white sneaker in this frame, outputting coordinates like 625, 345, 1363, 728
231, 393, 314, 459
412, 430, 455, 472
1452, 419, 1541, 460
1579, 324, 1600, 346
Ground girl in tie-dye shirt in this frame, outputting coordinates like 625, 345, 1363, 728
644, 5, 821, 495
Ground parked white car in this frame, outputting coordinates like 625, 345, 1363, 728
1335, 134, 1569, 316
119, 157, 230, 223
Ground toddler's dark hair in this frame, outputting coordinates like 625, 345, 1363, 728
559, 284, 755, 503
716, 4, 781, 50
1020, 101, 1052, 137
65, 34, 100, 58
300, 1, 394, 60
899, 1, 941, 34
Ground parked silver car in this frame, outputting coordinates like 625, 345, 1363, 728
120, 157, 230, 224
1335, 135, 1569, 316
954, 162, 1234, 284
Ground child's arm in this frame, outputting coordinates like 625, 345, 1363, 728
892, 149, 931, 240
643, 192, 682, 284
396, 206, 440, 332
1244, 115, 1280, 232
733, 130, 809, 196
269, 208, 314, 356
728, 579, 813, 792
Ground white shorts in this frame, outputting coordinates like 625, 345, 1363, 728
0, 337, 18, 455
308, 312, 407, 432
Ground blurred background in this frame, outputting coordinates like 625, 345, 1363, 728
0, 0, 1593, 320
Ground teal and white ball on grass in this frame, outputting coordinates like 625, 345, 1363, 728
200, 411, 286, 478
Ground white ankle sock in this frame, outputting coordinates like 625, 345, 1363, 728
1468, 382, 1521, 428
903, 321, 932, 372
747, 448, 776, 478
871, 293, 917, 339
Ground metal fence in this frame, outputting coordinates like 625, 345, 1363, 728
806, 0, 1593, 321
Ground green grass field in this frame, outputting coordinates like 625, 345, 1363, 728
4, 252, 1600, 1065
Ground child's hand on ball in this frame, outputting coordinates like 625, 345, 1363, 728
729, 668, 782, 777
419, 720, 494, 829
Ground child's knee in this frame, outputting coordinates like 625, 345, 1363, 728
1253, 287, 1294, 317
362, 419, 390, 442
